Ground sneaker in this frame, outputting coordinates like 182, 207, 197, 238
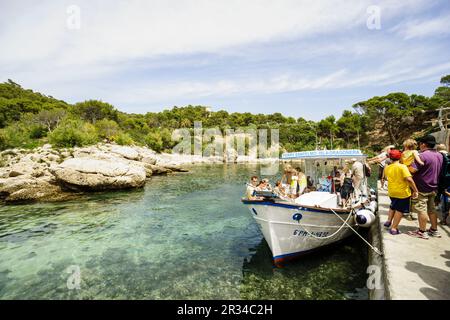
389, 229, 401, 235
383, 221, 392, 228
408, 229, 429, 240
427, 229, 442, 238
405, 215, 413, 221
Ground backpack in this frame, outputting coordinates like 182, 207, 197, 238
438, 152, 450, 195
340, 177, 354, 200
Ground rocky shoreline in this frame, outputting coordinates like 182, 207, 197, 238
0, 143, 278, 204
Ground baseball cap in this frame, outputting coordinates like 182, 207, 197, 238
389, 149, 402, 160
417, 135, 437, 146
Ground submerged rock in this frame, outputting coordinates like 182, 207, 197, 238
50, 158, 146, 191
147, 164, 172, 175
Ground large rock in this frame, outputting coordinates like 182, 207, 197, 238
0, 176, 68, 203
109, 145, 141, 161
50, 158, 146, 191
141, 156, 157, 165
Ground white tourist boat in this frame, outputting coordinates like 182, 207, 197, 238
242, 150, 377, 266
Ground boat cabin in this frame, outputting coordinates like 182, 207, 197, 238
280, 149, 368, 210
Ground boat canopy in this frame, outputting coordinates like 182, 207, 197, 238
281, 149, 366, 160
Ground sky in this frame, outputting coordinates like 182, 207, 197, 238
1, 0, 449, 121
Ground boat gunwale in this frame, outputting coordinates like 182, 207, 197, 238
241, 198, 352, 213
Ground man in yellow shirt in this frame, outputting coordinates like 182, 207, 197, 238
382, 150, 419, 235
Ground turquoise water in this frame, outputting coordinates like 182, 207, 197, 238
0, 164, 369, 299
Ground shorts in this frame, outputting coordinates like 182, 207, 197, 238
390, 197, 411, 214
411, 191, 438, 215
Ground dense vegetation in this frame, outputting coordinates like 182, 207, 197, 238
0, 76, 448, 154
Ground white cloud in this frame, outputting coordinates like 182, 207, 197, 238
0, 0, 447, 114
0, 0, 432, 67
392, 14, 450, 39
104, 60, 450, 106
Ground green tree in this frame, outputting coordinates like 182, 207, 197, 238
72, 100, 118, 124
336, 111, 368, 148
34, 108, 66, 132
434, 74, 450, 103
353, 93, 427, 145
317, 116, 338, 149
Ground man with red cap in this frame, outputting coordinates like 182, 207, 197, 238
382, 149, 419, 235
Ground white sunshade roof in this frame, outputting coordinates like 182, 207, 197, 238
281, 149, 366, 160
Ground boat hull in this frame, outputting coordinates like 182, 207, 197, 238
243, 200, 356, 265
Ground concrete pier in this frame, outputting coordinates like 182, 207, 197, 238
377, 183, 450, 300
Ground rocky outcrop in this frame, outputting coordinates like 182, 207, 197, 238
0, 171, 70, 203
0, 177, 68, 203
0, 143, 190, 203
0, 141, 279, 204
50, 158, 146, 191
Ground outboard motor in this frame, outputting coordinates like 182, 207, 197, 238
355, 209, 376, 227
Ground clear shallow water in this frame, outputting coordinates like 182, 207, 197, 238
0, 164, 369, 299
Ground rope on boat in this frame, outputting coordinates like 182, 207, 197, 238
297, 210, 354, 240
297, 208, 383, 256
329, 208, 383, 256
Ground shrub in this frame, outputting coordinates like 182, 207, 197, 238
114, 132, 134, 145
49, 119, 98, 147
145, 131, 163, 152
0, 130, 7, 150
0, 123, 39, 150
29, 125, 47, 139
95, 119, 120, 140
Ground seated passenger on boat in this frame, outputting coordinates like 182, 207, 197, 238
256, 180, 270, 191
273, 180, 288, 199
246, 176, 259, 200
262, 178, 273, 191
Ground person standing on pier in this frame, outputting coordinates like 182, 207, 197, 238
408, 135, 443, 239
367, 145, 395, 184
382, 150, 419, 235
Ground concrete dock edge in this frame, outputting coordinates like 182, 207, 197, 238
374, 182, 450, 300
